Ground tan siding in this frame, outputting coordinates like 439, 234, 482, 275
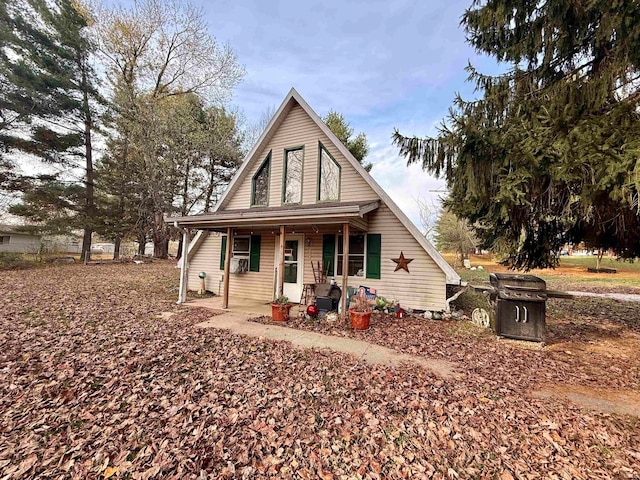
299, 205, 446, 311
188, 232, 275, 301
224, 103, 378, 210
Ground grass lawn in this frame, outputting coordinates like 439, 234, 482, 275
444, 253, 640, 293
1, 263, 639, 479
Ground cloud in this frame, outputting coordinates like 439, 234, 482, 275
368, 143, 446, 229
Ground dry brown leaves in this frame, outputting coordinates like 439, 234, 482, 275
1, 263, 639, 479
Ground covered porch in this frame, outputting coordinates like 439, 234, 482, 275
170, 201, 380, 314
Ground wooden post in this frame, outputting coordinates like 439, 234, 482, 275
278, 225, 285, 298
341, 222, 349, 315
177, 227, 190, 304
222, 227, 233, 309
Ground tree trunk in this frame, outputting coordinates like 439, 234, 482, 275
137, 233, 146, 255
113, 235, 121, 260
152, 211, 168, 258
80, 54, 95, 263
204, 167, 216, 212
176, 236, 183, 260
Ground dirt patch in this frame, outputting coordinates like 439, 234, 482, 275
534, 385, 640, 418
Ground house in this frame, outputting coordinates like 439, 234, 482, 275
169, 88, 460, 313
0, 225, 42, 253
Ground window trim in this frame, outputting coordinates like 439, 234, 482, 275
232, 236, 251, 258
251, 151, 271, 207
336, 233, 367, 278
317, 141, 341, 203
0, 235, 10, 244
281, 145, 305, 205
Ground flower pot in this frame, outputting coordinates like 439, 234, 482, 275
271, 303, 292, 322
349, 309, 372, 330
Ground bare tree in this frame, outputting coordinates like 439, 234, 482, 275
96, 0, 245, 258
415, 195, 441, 241
243, 105, 277, 151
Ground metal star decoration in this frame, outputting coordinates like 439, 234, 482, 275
391, 251, 413, 273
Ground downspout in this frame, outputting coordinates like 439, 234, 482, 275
177, 224, 189, 304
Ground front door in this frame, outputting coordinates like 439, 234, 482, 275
274, 235, 304, 302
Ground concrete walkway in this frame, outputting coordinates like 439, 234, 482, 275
566, 290, 640, 303
189, 297, 456, 378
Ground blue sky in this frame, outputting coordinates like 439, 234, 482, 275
189, 0, 503, 227
104, 0, 502, 228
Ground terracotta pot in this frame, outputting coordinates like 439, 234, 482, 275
271, 303, 292, 322
349, 309, 372, 330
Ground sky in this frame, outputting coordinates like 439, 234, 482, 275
102, 0, 503, 229
188, 0, 503, 228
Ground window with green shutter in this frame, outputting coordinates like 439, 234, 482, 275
322, 234, 335, 276
219, 236, 227, 270
249, 235, 261, 272
366, 234, 381, 279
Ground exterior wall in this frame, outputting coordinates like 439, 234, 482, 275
364, 204, 446, 310
187, 205, 446, 310
299, 205, 447, 311
188, 232, 276, 300
225, 103, 378, 210
0, 233, 41, 253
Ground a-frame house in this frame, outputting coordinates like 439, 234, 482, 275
170, 88, 460, 313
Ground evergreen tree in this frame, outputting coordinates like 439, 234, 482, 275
2, 0, 102, 261
394, 0, 640, 270
324, 110, 372, 171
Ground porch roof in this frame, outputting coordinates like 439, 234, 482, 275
167, 200, 380, 231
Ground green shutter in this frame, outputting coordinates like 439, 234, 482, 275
366, 234, 381, 279
249, 235, 261, 272
220, 236, 227, 270
322, 234, 335, 276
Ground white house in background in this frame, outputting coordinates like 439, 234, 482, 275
169, 88, 460, 312
0, 225, 42, 253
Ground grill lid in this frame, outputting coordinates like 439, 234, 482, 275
489, 273, 546, 292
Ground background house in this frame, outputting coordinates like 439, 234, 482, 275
0, 225, 42, 253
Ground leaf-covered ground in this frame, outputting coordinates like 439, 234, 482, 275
2, 263, 639, 479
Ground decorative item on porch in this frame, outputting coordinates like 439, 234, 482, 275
271, 295, 292, 322
306, 304, 319, 318
348, 292, 372, 330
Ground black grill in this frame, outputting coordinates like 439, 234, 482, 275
489, 273, 547, 342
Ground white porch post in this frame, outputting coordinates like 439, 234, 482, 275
177, 227, 190, 304
341, 222, 349, 315
222, 227, 233, 309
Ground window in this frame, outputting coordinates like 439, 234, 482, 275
233, 237, 250, 257
220, 235, 261, 272
337, 234, 366, 277
318, 144, 340, 202
252, 153, 270, 206
0, 235, 9, 244
283, 147, 304, 204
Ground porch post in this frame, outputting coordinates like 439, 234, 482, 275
222, 227, 233, 309
177, 227, 190, 304
341, 222, 349, 315
277, 225, 285, 298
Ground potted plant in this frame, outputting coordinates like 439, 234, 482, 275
348, 294, 372, 330
271, 294, 292, 322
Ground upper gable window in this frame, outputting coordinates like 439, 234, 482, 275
283, 147, 304, 204
318, 143, 340, 202
251, 152, 271, 206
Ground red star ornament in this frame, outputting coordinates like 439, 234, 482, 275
391, 251, 413, 273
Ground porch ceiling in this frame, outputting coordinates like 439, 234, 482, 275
167, 200, 379, 231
